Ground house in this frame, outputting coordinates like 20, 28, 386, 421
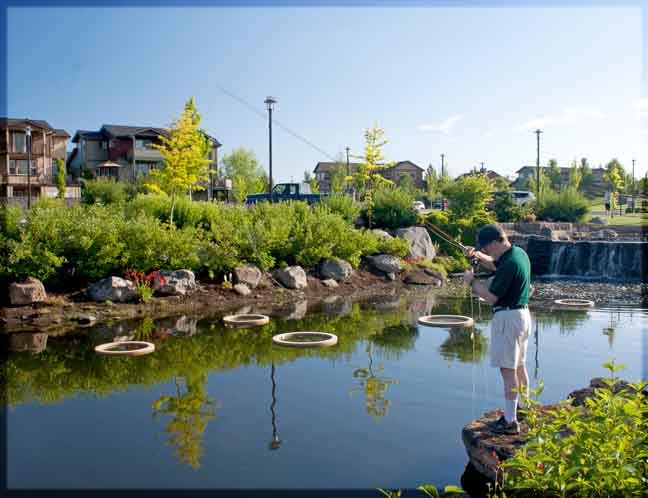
512, 165, 607, 193
457, 169, 510, 188
313, 160, 425, 193
67, 124, 222, 191
0, 118, 81, 205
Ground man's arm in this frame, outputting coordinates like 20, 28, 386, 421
469, 279, 499, 305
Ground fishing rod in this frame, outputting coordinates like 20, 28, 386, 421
423, 220, 480, 269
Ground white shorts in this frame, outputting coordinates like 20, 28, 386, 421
490, 308, 531, 369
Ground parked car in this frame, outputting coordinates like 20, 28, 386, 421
412, 201, 426, 212
245, 182, 326, 205
431, 199, 448, 210
489, 191, 535, 208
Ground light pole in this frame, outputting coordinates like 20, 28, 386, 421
345, 146, 350, 177
264, 96, 277, 200
534, 129, 543, 197
26, 124, 32, 209
441, 153, 445, 177
632, 158, 636, 211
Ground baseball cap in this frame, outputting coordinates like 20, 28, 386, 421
476, 224, 506, 250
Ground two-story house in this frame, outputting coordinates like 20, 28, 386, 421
513, 165, 607, 194
1, 118, 80, 205
314, 160, 425, 193
67, 124, 222, 187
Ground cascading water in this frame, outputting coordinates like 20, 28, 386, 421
527, 239, 647, 282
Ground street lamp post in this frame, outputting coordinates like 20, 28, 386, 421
632, 158, 636, 211
345, 146, 350, 177
264, 96, 277, 200
26, 125, 32, 209
534, 129, 543, 197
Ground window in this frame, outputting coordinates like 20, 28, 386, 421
100, 141, 108, 150
135, 139, 153, 149
12, 132, 26, 153
9, 159, 36, 175
135, 161, 160, 177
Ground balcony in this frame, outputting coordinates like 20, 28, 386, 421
131, 147, 164, 162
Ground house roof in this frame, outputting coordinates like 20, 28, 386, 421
516, 165, 606, 174
388, 160, 424, 171
71, 124, 221, 147
53, 129, 70, 137
97, 160, 123, 168
0, 118, 59, 132
314, 160, 424, 173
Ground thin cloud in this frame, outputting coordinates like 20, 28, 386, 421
417, 114, 464, 134
634, 98, 648, 118
483, 130, 494, 138
517, 107, 607, 131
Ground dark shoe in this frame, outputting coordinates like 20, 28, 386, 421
490, 415, 520, 435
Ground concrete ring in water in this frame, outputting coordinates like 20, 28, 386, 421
272, 332, 338, 348
554, 299, 595, 308
223, 314, 270, 327
418, 315, 475, 327
95, 341, 155, 357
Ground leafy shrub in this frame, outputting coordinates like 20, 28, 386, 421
504, 360, 648, 497
370, 187, 418, 229
81, 179, 132, 205
535, 187, 589, 223
321, 194, 362, 224
442, 174, 493, 220
491, 191, 534, 223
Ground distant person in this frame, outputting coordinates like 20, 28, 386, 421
604, 191, 611, 216
462, 224, 531, 435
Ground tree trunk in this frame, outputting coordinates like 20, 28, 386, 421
189, 185, 193, 202
170, 189, 177, 226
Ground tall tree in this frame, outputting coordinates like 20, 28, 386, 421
547, 159, 562, 190
55, 158, 66, 199
221, 147, 267, 202
568, 159, 582, 189
603, 160, 625, 216
578, 157, 594, 190
147, 97, 212, 225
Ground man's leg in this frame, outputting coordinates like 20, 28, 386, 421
500, 367, 519, 423
516, 363, 530, 406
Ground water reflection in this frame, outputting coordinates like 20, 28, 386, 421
438, 329, 488, 363
152, 372, 218, 470
269, 362, 281, 450
350, 344, 399, 419
8, 332, 48, 354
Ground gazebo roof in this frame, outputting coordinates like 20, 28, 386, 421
97, 161, 122, 168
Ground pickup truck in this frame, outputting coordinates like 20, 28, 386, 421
246, 183, 326, 205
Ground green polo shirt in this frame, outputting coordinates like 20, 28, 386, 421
489, 245, 531, 307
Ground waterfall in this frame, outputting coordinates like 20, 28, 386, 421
527, 239, 647, 282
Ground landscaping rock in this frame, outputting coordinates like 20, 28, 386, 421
153, 269, 197, 296
233, 265, 262, 289
404, 269, 442, 286
385, 272, 397, 281
77, 314, 97, 325
233, 283, 251, 296
371, 229, 393, 240
282, 299, 308, 320
423, 267, 446, 282
321, 279, 339, 288
322, 296, 352, 317
87, 277, 137, 303
320, 259, 353, 281
8, 332, 48, 354
394, 226, 436, 261
590, 216, 609, 225
591, 229, 618, 241
9, 277, 47, 306
367, 254, 402, 274
273, 266, 308, 289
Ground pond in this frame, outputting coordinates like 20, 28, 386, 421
5, 290, 646, 491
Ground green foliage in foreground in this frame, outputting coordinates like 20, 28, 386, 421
0, 197, 408, 285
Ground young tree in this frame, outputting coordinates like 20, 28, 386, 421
568, 159, 582, 189
526, 169, 548, 195
329, 153, 349, 194
578, 157, 594, 190
221, 147, 267, 202
147, 97, 212, 225
349, 125, 395, 227
603, 160, 625, 216
303, 170, 319, 193
55, 158, 66, 199
547, 159, 562, 190
442, 173, 494, 220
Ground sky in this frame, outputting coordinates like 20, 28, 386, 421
6, 5, 647, 181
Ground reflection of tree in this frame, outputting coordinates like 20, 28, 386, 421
269, 362, 281, 450
370, 323, 419, 357
350, 344, 398, 419
438, 328, 488, 363
601, 311, 620, 348
535, 310, 589, 335
152, 373, 218, 470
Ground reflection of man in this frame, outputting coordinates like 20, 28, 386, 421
462, 224, 531, 435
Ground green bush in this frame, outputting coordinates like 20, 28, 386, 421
536, 187, 589, 223
491, 191, 534, 223
81, 179, 133, 205
320, 194, 362, 224
442, 174, 493, 220
370, 187, 418, 229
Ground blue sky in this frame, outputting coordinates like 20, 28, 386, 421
7, 5, 647, 181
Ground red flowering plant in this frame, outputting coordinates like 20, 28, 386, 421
124, 269, 164, 303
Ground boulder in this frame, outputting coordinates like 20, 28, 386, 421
87, 277, 137, 303
321, 279, 339, 288
590, 216, 609, 225
371, 229, 393, 241
394, 226, 436, 261
404, 269, 443, 286
9, 333, 48, 354
282, 300, 308, 320
367, 254, 402, 274
385, 272, 397, 281
153, 269, 197, 296
77, 314, 97, 325
423, 268, 446, 282
320, 259, 353, 281
273, 266, 308, 289
591, 229, 618, 241
233, 265, 262, 289
233, 283, 251, 296
9, 277, 47, 306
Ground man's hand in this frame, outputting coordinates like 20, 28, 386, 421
463, 269, 475, 285
463, 245, 476, 259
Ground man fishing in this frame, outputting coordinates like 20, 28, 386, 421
462, 224, 531, 435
